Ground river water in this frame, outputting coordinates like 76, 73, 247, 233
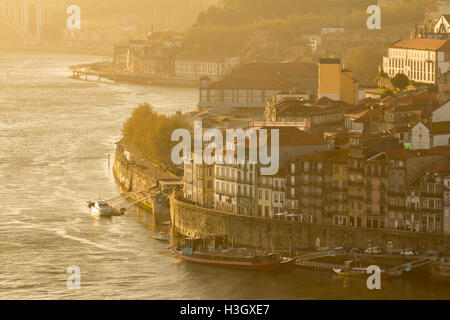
0, 51, 449, 300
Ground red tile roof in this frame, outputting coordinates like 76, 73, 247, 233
210, 75, 293, 90
209, 62, 317, 90
432, 121, 450, 134
231, 62, 318, 78
295, 149, 349, 163
261, 127, 326, 147
391, 39, 450, 51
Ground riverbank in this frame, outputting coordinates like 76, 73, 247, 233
0, 44, 111, 57
70, 62, 199, 88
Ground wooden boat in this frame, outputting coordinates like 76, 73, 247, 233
332, 260, 399, 280
170, 235, 295, 272
431, 260, 450, 283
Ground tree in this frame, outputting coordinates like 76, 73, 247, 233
343, 44, 384, 86
391, 73, 410, 91
122, 104, 189, 167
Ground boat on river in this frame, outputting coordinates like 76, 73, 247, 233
431, 260, 450, 283
332, 260, 401, 280
170, 235, 296, 272
87, 201, 124, 217
153, 232, 170, 242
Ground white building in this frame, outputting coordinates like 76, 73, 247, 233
434, 15, 450, 33
214, 163, 257, 216
444, 174, 450, 234
431, 121, 450, 147
411, 121, 431, 150
382, 38, 450, 85
432, 99, 450, 122
410, 119, 450, 150
175, 57, 240, 81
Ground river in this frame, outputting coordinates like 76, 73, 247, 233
0, 51, 448, 299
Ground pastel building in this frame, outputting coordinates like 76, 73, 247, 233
317, 58, 359, 105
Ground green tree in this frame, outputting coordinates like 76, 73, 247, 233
122, 104, 190, 167
391, 73, 409, 91
343, 44, 384, 86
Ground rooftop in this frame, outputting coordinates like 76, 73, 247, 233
432, 121, 450, 134
391, 39, 450, 51
295, 149, 349, 163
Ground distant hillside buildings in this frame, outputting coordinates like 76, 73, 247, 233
197, 62, 318, 114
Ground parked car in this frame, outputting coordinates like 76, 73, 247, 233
425, 250, 441, 257
400, 249, 415, 256
350, 247, 363, 253
365, 247, 382, 254
332, 247, 345, 254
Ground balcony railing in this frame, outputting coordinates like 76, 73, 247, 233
387, 190, 406, 197
348, 181, 364, 186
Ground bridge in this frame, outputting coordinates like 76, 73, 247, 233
0, 0, 63, 43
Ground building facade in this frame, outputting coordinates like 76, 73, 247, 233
382, 38, 450, 85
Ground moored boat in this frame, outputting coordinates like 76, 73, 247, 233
431, 260, 450, 283
153, 232, 170, 242
170, 235, 295, 272
332, 260, 399, 280
89, 201, 124, 217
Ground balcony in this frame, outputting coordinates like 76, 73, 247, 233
348, 180, 364, 187
348, 166, 364, 173
387, 204, 406, 210
387, 190, 406, 197
420, 192, 443, 198
405, 206, 420, 212
348, 194, 364, 200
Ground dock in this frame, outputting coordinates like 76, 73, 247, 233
295, 249, 434, 277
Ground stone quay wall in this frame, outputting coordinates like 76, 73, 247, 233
171, 197, 450, 254
113, 143, 157, 192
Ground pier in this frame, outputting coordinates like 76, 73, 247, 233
295, 249, 434, 277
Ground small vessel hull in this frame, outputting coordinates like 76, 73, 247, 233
171, 248, 295, 272
333, 268, 397, 280
431, 262, 450, 283
90, 203, 124, 217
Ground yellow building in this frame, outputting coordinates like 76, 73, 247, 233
318, 58, 359, 105
183, 154, 215, 208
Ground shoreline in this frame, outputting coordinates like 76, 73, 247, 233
0, 44, 111, 57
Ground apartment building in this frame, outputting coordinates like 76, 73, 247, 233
285, 150, 349, 225
214, 163, 257, 216
420, 166, 448, 233
183, 158, 215, 208
175, 56, 240, 81
318, 58, 359, 105
264, 96, 348, 135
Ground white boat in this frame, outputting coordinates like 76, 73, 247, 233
90, 201, 124, 217
152, 232, 170, 242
